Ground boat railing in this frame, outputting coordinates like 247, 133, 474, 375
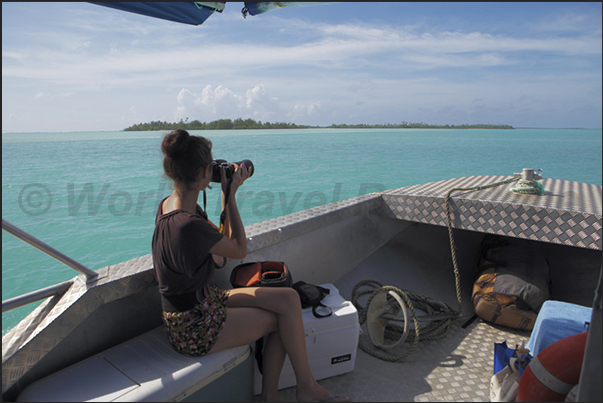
2, 219, 98, 313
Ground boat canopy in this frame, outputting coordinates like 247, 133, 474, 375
90, 2, 337, 26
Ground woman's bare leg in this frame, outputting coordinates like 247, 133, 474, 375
208, 306, 283, 401
260, 331, 286, 402
208, 306, 277, 353
220, 287, 348, 402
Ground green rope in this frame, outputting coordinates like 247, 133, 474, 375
444, 176, 520, 316
510, 179, 546, 195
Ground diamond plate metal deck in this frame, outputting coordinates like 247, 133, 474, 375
272, 319, 530, 402
380, 176, 602, 250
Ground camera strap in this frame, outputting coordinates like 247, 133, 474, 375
202, 187, 228, 269
219, 177, 233, 234
210, 177, 233, 270
200, 179, 228, 226
203, 189, 207, 215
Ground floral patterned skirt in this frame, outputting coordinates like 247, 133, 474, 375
162, 285, 230, 357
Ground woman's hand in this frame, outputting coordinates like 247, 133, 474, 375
220, 161, 250, 196
213, 161, 249, 260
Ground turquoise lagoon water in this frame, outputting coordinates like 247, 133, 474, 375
2, 128, 602, 334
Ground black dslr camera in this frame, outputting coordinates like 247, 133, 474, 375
211, 159, 254, 183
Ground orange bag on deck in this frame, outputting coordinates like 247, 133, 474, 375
472, 235, 551, 331
230, 261, 292, 288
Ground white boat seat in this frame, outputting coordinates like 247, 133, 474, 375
17, 326, 251, 402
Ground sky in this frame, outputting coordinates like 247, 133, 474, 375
2, 2, 602, 133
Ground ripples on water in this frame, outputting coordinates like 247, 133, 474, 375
2, 128, 601, 334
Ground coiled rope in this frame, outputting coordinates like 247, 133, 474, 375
351, 175, 534, 362
510, 179, 546, 195
352, 280, 456, 362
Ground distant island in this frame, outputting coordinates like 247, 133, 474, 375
123, 118, 514, 131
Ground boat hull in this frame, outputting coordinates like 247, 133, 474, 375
3, 176, 601, 401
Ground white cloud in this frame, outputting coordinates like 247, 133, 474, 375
175, 84, 281, 122
245, 85, 280, 120
175, 88, 203, 120
290, 101, 323, 120
3, 17, 600, 90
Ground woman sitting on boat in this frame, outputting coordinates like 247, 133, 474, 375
152, 129, 348, 402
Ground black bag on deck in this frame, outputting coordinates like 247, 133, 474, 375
292, 281, 332, 318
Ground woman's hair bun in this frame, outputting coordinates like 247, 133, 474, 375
161, 130, 212, 185
162, 129, 190, 158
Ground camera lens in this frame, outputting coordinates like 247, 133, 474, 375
211, 159, 254, 183
238, 159, 254, 178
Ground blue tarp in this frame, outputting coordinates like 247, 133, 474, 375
90, 2, 221, 26
91, 2, 338, 26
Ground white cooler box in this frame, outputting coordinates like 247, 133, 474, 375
253, 283, 360, 395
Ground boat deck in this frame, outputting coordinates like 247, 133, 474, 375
270, 212, 594, 402
279, 317, 528, 402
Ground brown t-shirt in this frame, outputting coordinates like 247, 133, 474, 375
151, 198, 224, 299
